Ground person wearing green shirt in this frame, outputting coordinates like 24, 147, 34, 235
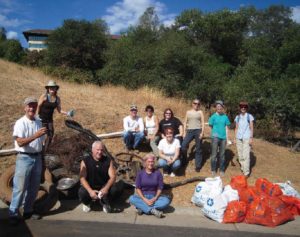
208, 100, 231, 177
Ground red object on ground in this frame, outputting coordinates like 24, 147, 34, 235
279, 195, 300, 216
238, 186, 260, 205
255, 178, 283, 197
230, 175, 248, 190
245, 197, 273, 226
266, 197, 294, 226
223, 200, 247, 223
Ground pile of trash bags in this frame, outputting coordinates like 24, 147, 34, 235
191, 175, 300, 227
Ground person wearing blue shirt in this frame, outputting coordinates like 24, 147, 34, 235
234, 101, 254, 177
208, 100, 231, 177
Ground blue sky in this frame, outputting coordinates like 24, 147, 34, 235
1, 0, 300, 47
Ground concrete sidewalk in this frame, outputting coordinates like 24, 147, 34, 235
1, 199, 299, 236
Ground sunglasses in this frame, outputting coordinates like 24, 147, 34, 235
193, 102, 200, 105
240, 106, 248, 109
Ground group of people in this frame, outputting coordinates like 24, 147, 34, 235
9, 80, 254, 223
122, 99, 254, 178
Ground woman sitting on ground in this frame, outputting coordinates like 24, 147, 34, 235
129, 153, 170, 218
144, 105, 160, 157
157, 127, 181, 177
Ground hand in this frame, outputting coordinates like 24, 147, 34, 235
89, 190, 98, 200
148, 197, 157, 206
167, 157, 174, 165
35, 127, 47, 138
249, 138, 253, 145
144, 198, 155, 206
199, 133, 204, 139
135, 126, 140, 132
233, 139, 236, 145
100, 187, 109, 196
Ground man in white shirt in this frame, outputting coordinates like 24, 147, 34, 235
123, 105, 145, 151
9, 97, 47, 225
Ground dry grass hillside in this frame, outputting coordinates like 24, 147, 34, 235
0, 59, 299, 206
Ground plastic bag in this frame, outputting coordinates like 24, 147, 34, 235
191, 177, 223, 207
255, 178, 282, 197
279, 195, 300, 216
222, 185, 239, 203
202, 194, 228, 223
277, 181, 300, 199
230, 175, 248, 190
245, 197, 273, 227
238, 186, 259, 205
223, 200, 247, 223
266, 197, 294, 226
191, 182, 210, 207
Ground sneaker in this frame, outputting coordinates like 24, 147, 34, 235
211, 171, 216, 177
195, 167, 201, 173
100, 199, 111, 214
170, 172, 176, 177
150, 208, 163, 218
23, 212, 41, 220
136, 208, 143, 215
220, 171, 225, 177
82, 204, 91, 213
9, 216, 21, 226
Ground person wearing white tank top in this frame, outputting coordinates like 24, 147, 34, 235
182, 99, 205, 172
144, 105, 160, 157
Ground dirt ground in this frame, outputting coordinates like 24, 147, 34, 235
0, 59, 299, 207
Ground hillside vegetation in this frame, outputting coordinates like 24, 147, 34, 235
0, 60, 299, 206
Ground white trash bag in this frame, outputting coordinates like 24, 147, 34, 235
276, 181, 300, 199
222, 185, 239, 203
202, 194, 228, 223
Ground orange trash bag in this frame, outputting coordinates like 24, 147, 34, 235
279, 195, 300, 216
255, 178, 283, 197
266, 197, 294, 226
245, 197, 273, 227
230, 175, 248, 190
238, 186, 259, 205
223, 200, 247, 223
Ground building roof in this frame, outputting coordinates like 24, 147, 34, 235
23, 29, 53, 41
23, 29, 121, 42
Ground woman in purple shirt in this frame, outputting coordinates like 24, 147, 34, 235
129, 153, 170, 218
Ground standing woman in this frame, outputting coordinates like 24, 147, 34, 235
234, 101, 254, 177
37, 80, 68, 150
182, 99, 205, 172
129, 153, 170, 218
144, 105, 160, 157
208, 100, 231, 177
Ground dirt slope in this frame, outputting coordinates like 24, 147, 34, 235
0, 59, 299, 206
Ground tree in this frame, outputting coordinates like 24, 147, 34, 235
3, 39, 24, 62
46, 19, 108, 71
0, 27, 6, 41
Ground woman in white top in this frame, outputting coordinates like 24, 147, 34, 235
144, 105, 160, 157
158, 127, 181, 177
182, 99, 205, 172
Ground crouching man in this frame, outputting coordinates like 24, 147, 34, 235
78, 141, 118, 213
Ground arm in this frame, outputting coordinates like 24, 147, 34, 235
234, 116, 238, 144
136, 188, 153, 206
153, 115, 159, 136
159, 149, 170, 161
200, 111, 205, 138
56, 96, 67, 115
100, 160, 117, 195
123, 117, 130, 131
36, 94, 46, 116
172, 147, 180, 161
79, 160, 98, 200
137, 117, 144, 132
15, 128, 47, 147
183, 112, 187, 137
249, 120, 254, 145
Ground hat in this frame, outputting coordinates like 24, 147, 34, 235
24, 97, 38, 105
130, 104, 138, 111
215, 100, 224, 107
45, 80, 59, 89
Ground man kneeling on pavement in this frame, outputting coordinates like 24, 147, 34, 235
78, 141, 122, 213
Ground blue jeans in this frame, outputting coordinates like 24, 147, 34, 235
210, 137, 226, 172
123, 131, 145, 149
9, 153, 42, 217
129, 194, 170, 214
182, 129, 202, 168
158, 159, 181, 173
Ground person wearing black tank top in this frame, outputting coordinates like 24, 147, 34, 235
37, 80, 68, 151
78, 141, 117, 213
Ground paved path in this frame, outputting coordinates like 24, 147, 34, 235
0, 200, 299, 237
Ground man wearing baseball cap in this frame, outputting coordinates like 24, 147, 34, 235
9, 97, 47, 225
123, 105, 145, 152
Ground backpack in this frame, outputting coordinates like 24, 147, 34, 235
236, 113, 250, 124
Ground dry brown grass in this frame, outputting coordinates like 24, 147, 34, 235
0, 59, 299, 206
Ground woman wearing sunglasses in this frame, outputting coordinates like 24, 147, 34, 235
234, 101, 254, 177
